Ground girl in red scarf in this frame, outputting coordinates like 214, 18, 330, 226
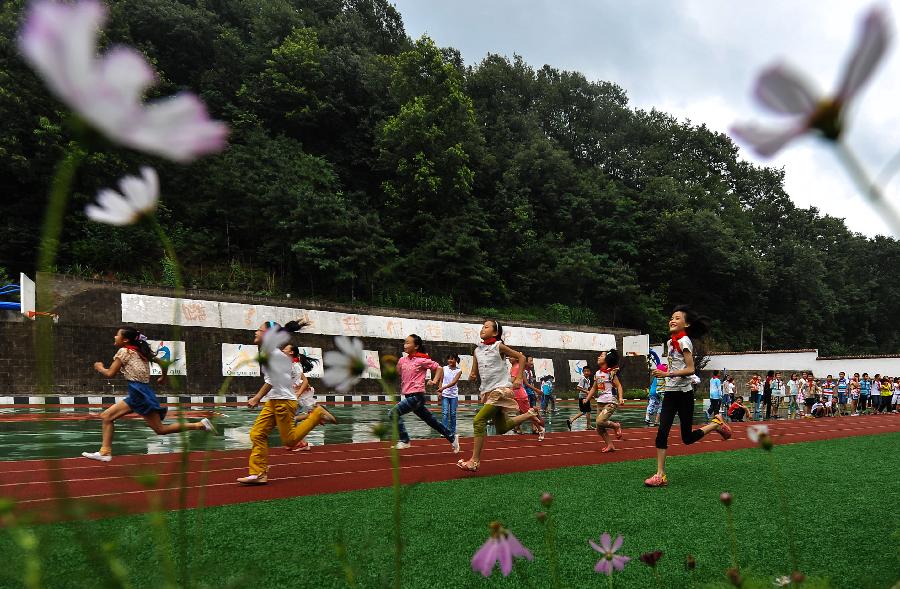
585, 349, 624, 452
644, 306, 732, 487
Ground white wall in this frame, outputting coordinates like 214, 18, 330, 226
705, 350, 900, 376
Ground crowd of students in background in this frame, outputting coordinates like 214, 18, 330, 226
705, 370, 900, 422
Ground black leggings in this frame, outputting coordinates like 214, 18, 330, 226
655, 390, 705, 449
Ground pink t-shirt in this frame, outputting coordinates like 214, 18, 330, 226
510, 364, 528, 401
397, 355, 441, 395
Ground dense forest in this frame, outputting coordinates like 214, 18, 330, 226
2, 0, 899, 353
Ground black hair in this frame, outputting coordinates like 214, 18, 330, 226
713, 370, 720, 377
447, 353, 460, 363
602, 349, 620, 368
408, 334, 425, 353
767, 370, 775, 377
736, 395, 743, 401
672, 304, 710, 339
486, 319, 503, 340
119, 326, 156, 361
282, 344, 319, 373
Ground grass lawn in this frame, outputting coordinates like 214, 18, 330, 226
1, 433, 898, 589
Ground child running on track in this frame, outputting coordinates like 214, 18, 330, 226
438, 354, 462, 438
283, 343, 318, 452
457, 320, 543, 472
567, 365, 593, 430
645, 372, 662, 426
239, 321, 337, 485
389, 335, 459, 451
645, 306, 732, 487
585, 349, 624, 452
83, 327, 215, 462
510, 356, 545, 440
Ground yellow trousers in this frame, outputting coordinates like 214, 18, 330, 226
248, 401, 322, 475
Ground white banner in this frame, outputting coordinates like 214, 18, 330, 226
623, 334, 650, 356
363, 350, 381, 379
148, 340, 186, 376
569, 359, 588, 382
221, 344, 260, 377
122, 294, 618, 350
533, 358, 555, 380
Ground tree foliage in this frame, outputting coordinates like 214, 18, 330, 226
2, 0, 899, 354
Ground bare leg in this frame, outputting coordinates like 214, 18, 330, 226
100, 400, 133, 453
143, 412, 206, 435
655, 448, 667, 475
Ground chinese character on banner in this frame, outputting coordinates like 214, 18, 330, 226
342, 315, 363, 336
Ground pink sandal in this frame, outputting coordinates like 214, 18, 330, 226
456, 459, 479, 472
613, 423, 623, 440
644, 473, 668, 487
712, 416, 732, 440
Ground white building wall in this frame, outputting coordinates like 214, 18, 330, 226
704, 351, 818, 372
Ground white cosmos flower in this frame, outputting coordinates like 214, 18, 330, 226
18, 0, 228, 162
747, 424, 770, 443
85, 166, 158, 225
258, 327, 292, 391
322, 336, 367, 393
731, 5, 891, 156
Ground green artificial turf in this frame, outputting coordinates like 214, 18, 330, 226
1, 433, 898, 589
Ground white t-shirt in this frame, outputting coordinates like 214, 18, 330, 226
665, 335, 694, 392
442, 366, 461, 398
594, 369, 618, 404
475, 342, 511, 393
261, 349, 295, 401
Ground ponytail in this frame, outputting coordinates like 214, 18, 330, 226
672, 305, 710, 339
119, 326, 156, 361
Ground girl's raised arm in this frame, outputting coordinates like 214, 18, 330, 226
613, 374, 624, 405
93, 357, 123, 379
469, 351, 479, 381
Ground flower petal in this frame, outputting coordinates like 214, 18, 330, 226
612, 555, 631, 572
837, 5, 891, 101
471, 539, 498, 577
595, 559, 611, 575
747, 424, 769, 442
754, 63, 820, 115
497, 537, 513, 576
600, 532, 612, 553
730, 122, 806, 157
505, 533, 534, 561
611, 534, 624, 552
589, 539, 604, 554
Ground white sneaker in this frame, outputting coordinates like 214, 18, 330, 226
450, 434, 460, 453
393, 441, 411, 449
82, 451, 111, 463
538, 428, 545, 442
200, 418, 217, 433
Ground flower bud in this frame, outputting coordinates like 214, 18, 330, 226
720, 492, 733, 506
791, 571, 806, 583
726, 567, 742, 586
685, 554, 696, 570
540, 492, 553, 507
535, 511, 547, 522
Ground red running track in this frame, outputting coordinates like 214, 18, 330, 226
2, 415, 897, 520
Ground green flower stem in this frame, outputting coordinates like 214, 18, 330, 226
608, 570, 614, 589
725, 504, 740, 571
543, 511, 560, 589
653, 567, 661, 589
386, 382, 402, 589
148, 215, 191, 588
766, 451, 799, 576
835, 141, 900, 237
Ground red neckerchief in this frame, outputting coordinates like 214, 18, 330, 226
669, 331, 687, 353
408, 352, 430, 359
290, 356, 300, 363
482, 337, 498, 345
123, 344, 147, 361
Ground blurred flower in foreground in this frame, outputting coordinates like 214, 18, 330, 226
471, 522, 533, 577
85, 167, 158, 225
640, 550, 663, 567
731, 5, 890, 156
747, 424, 774, 450
590, 533, 630, 576
18, 0, 228, 162
323, 336, 367, 392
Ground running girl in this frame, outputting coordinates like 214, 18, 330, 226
82, 327, 214, 462
457, 320, 543, 472
645, 306, 732, 487
510, 356, 545, 440
283, 343, 318, 452
585, 349, 624, 452
438, 353, 463, 438
567, 365, 593, 430
239, 321, 337, 485
389, 335, 459, 451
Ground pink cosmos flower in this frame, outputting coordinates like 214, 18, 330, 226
85, 166, 158, 225
18, 0, 228, 162
471, 522, 533, 577
590, 532, 631, 576
746, 424, 770, 443
731, 5, 891, 156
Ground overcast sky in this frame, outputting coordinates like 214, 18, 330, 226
391, 0, 900, 237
